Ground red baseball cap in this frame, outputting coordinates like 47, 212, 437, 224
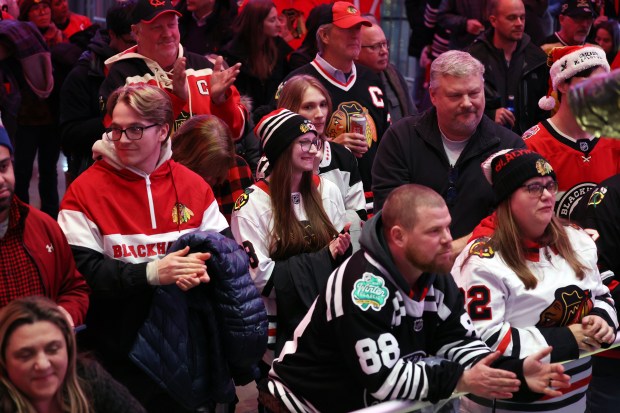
330, 1, 372, 29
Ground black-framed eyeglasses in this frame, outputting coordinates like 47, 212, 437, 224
361, 41, 389, 52
446, 166, 458, 205
521, 181, 559, 197
298, 137, 324, 152
105, 124, 160, 141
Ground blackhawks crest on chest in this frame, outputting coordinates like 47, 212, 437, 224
172, 203, 194, 224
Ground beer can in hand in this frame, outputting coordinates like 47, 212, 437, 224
349, 114, 367, 136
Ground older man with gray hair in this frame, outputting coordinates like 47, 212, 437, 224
276, 1, 389, 192
372, 50, 525, 257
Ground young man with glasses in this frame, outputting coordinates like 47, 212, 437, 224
58, 84, 230, 412
356, 22, 417, 123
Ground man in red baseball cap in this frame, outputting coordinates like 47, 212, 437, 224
99, 0, 248, 140
276, 1, 388, 196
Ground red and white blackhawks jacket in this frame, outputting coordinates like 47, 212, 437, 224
58, 141, 229, 266
58, 140, 229, 362
100, 44, 247, 139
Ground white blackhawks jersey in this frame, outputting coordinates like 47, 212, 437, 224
452, 225, 618, 413
230, 176, 346, 363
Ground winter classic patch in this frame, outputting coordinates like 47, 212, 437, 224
352, 273, 389, 311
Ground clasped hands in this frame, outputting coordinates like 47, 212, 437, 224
569, 315, 616, 351
157, 246, 211, 291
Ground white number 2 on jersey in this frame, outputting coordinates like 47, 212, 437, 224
355, 333, 400, 374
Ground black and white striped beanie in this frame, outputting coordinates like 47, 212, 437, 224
254, 108, 317, 165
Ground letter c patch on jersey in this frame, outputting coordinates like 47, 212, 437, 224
368, 86, 384, 108
352, 273, 389, 311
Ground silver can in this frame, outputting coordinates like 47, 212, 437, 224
349, 114, 366, 135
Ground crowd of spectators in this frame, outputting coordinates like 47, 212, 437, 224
0, 0, 619, 412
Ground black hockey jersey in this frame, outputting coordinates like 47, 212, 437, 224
268, 212, 527, 412
279, 59, 390, 190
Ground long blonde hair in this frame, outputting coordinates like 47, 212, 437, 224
0, 297, 91, 413
491, 202, 587, 289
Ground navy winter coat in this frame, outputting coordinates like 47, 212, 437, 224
129, 231, 268, 410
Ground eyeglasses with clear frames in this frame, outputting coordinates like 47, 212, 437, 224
298, 137, 324, 152
361, 41, 389, 52
521, 181, 559, 197
105, 124, 160, 141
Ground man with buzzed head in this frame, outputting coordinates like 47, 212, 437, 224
468, 0, 549, 134
356, 22, 416, 123
266, 184, 570, 412
100, 0, 247, 139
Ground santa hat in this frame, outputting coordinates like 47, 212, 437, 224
538, 45, 610, 111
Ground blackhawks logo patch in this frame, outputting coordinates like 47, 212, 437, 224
172, 203, 194, 224
233, 188, 254, 211
587, 186, 607, 207
352, 273, 389, 311
469, 237, 495, 259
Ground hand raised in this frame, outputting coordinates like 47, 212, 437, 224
172, 57, 188, 102
209, 55, 241, 105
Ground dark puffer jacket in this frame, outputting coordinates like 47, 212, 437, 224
129, 231, 268, 410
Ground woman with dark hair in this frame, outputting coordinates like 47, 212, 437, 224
231, 108, 351, 364
452, 149, 618, 413
172, 114, 254, 223
0, 296, 145, 413
221, 0, 292, 110
595, 19, 620, 64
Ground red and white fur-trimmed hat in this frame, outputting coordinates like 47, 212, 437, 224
538, 45, 610, 110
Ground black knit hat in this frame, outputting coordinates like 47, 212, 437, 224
481, 149, 556, 202
254, 108, 317, 165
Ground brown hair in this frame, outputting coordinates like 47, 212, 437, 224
268, 143, 338, 260
490, 202, 587, 289
171, 115, 235, 186
276, 74, 333, 127
106, 84, 173, 136
232, 0, 277, 80
0, 297, 91, 413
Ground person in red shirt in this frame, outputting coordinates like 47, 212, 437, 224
50, 0, 91, 39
